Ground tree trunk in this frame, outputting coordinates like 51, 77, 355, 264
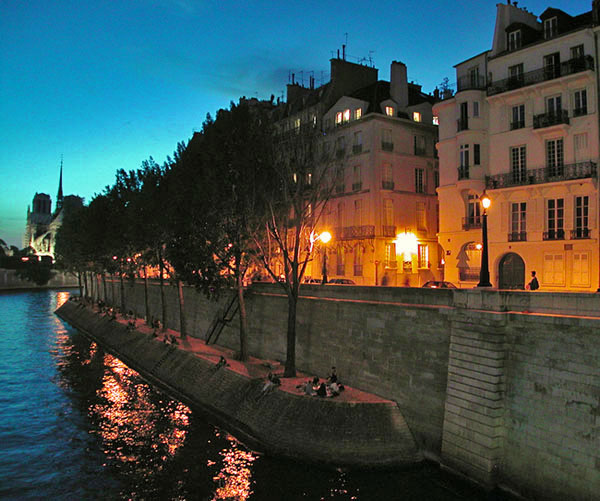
177, 279, 187, 339
77, 271, 83, 298
159, 252, 167, 332
119, 270, 126, 313
83, 272, 89, 302
283, 290, 298, 377
236, 261, 249, 362
102, 273, 107, 303
96, 273, 101, 303
143, 266, 150, 325
111, 273, 116, 306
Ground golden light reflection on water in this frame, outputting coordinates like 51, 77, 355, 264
56, 291, 70, 308
212, 432, 257, 501
90, 353, 191, 468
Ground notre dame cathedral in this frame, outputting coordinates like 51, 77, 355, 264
23, 162, 83, 261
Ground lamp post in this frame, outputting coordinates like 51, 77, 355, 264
319, 231, 331, 284
477, 191, 492, 287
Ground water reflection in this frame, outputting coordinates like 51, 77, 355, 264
212, 432, 257, 501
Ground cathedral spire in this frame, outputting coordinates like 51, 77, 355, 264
56, 156, 64, 211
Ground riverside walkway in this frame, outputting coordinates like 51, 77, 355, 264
57, 299, 421, 468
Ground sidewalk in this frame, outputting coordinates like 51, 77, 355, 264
101, 304, 389, 404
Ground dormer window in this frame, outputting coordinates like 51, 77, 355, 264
413, 112, 422, 122
343, 109, 351, 123
508, 30, 521, 51
385, 106, 395, 117
354, 108, 362, 120
335, 112, 343, 125
544, 17, 557, 39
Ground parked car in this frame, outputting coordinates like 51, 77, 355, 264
422, 280, 457, 289
327, 278, 356, 285
303, 277, 322, 284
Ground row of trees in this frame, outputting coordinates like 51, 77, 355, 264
55, 99, 337, 377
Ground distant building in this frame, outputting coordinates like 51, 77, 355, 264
278, 56, 441, 286
23, 163, 83, 260
434, 0, 599, 290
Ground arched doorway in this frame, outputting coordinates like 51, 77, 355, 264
499, 253, 525, 289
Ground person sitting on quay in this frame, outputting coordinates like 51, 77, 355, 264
327, 367, 337, 384
316, 382, 327, 398
258, 372, 281, 399
169, 334, 178, 345
296, 378, 318, 396
214, 355, 229, 370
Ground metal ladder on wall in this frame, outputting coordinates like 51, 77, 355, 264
205, 292, 239, 345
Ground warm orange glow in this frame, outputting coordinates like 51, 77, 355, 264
21, 257, 29, 262
394, 232, 418, 257
475, 243, 483, 250
320, 231, 332, 244
480, 191, 491, 210
56, 291, 70, 308
212, 434, 257, 500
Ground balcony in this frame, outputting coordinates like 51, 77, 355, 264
414, 147, 427, 156
510, 120, 525, 130
462, 217, 482, 230
381, 180, 395, 190
381, 141, 394, 152
351, 182, 363, 191
543, 229, 565, 241
486, 161, 597, 189
533, 110, 569, 129
573, 107, 588, 117
458, 166, 470, 180
456, 74, 487, 92
571, 228, 591, 239
487, 56, 594, 96
354, 265, 363, 276
335, 225, 375, 240
457, 117, 469, 132
352, 144, 363, 154
508, 231, 527, 242
382, 225, 396, 237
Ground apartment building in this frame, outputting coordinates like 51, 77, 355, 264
279, 57, 440, 285
435, 0, 600, 291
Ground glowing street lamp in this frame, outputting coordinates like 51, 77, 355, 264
317, 231, 331, 284
477, 191, 492, 287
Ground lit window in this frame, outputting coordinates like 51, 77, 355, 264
385, 106, 394, 117
343, 109, 351, 123
335, 112, 343, 125
355, 108, 362, 120
432, 115, 439, 125
413, 112, 422, 122
417, 244, 429, 269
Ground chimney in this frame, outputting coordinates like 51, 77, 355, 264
390, 61, 409, 110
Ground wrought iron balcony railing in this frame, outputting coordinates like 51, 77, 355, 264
457, 117, 469, 132
573, 107, 588, 117
334, 225, 375, 240
571, 228, 591, 239
354, 264, 363, 276
510, 120, 525, 130
381, 180, 395, 190
384, 260, 397, 269
487, 56, 594, 96
508, 231, 527, 242
382, 225, 396, 237
543, 229, 565, 241
456, 74, 487, 92
352, 144, 363, 154
458, 166, 470, 180
486, 161, 597, 189
414, 147, 427, 156
533, 110, 569, 129
351, 182, 363, 191
381, 141, 394, 152
462, 217, 482, 230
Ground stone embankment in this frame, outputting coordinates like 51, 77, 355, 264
55, 300, 422, 468
0, 268, 78, 290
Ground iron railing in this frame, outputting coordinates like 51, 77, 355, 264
508, 231, 527, 242
487, 56, 594, 96
381, 180, 395, 190
457, 74, 487, 92
351, 182, 363, 191
571, 228, 591, 239
543, 229, 565, 241
458, 166, 470, 180
462, 217, 482, 230
381, 141, 394, 152
334, 226, 375, 240
486, 161, 597, 189
354, 265, 363, 276
533, 110, 569, 129
382, 225, 396, 237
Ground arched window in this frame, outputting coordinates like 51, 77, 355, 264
457, 241, 481, 281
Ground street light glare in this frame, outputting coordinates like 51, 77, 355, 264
320, 231, 332, 244
480, 192, 491, 210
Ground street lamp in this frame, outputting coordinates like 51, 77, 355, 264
477, 191, 492, 287
319, 231, 331, 284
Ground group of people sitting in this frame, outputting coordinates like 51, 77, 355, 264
297, 367, 345, 398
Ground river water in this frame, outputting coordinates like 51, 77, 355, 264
0, 289, 511, 500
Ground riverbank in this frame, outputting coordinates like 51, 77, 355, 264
55, 299, 422, 468
0, 268, 78, 291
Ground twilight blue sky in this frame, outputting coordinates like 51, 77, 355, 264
0, 0, 591, 247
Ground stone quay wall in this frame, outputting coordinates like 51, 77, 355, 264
0, 268, 78, 290
94, 280, 600, 500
